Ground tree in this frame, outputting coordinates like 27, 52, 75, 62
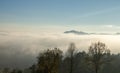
29, 64, 36, 73
10, 69, 22, 73
87, 42, 110, 73
67, 43, 76, 73
3, 68, 10, 73
37, 48, 62, 73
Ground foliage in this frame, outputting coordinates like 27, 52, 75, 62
87, 42, 110, 73
37, 48, 62, 73
2, 42, 120, 73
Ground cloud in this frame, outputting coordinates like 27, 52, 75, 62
0, 31, 10, 36
0, 31, 120, 69
0, 31, 97, 69
103, 25, 120, 29
104, 25, 113, 28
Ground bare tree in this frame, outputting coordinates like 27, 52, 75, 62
87, 42, 110, 73
67, 43, 76, 73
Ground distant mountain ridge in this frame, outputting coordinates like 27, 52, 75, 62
64, 30, 88, 35
64, 30, 120, 35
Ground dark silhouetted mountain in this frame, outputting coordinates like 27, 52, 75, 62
64, 30, 120, 35
64, 30, 89, 35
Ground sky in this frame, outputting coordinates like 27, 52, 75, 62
1, 0, 120, 69
1, 0, 120, 32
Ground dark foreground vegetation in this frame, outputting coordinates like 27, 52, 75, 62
1, 42, 120, 73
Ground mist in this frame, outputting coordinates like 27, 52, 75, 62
0, 31, 120, 69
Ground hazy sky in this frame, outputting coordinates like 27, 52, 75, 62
1, 0, 120, 69
1, 0, 120, 32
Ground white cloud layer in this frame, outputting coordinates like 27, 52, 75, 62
0, 31, 120, 69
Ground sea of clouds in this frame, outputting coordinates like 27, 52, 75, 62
0, 31, 120, 69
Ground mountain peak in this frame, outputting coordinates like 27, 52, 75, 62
64, 30, 88, 35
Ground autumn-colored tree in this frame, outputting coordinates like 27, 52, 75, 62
37, 48, 62, 73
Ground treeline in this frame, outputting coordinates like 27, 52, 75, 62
1, 42, 120, 73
